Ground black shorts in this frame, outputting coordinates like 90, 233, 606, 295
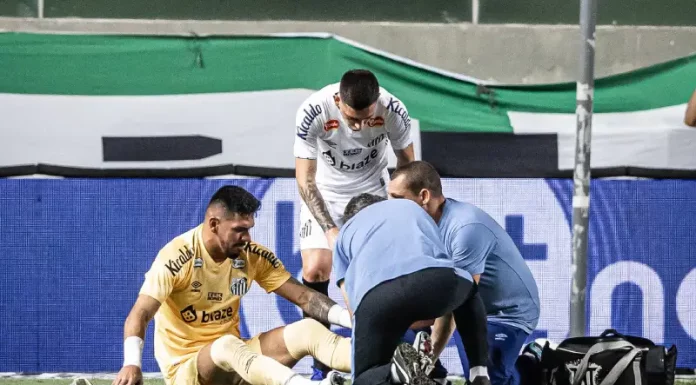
352, 267, 479, 385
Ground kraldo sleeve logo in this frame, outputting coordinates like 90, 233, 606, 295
166, 245, 195, 276
386, 98, 411, 131
244, 243, 282, 268
297, 103, 322, 141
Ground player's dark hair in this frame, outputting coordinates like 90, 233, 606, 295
208, 185, 261, 217
391, 161, 443, 197
343, 193, 386, 222
339, 69, 380, 110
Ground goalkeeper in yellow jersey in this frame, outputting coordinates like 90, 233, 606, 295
113, 186, 352, 385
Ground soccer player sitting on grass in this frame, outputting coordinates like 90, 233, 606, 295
113, 186, 352, 385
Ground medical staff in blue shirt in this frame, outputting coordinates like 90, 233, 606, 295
334, 194, 492, 385
388, 161, 541, 385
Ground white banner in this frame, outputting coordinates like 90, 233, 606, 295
0, 90, 421, 170
508, 104, 696, 170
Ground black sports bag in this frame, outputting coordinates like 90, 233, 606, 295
538, 329, 677, 385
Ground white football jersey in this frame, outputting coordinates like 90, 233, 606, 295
293, 83, 413, 202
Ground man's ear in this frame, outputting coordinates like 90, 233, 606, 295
419, 188, 431, 206
209, 217, 220, 234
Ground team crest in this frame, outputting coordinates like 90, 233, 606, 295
230, 277, 249, 297
322, 150, 336, 166
300, 219, 312, 239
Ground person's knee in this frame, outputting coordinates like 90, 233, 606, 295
301, 250, 332, 282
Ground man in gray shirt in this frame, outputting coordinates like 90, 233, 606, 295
389, 161, 540, 385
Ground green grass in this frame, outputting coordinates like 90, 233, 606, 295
0, 378, 694, 385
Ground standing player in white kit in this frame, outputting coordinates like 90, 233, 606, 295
294, 69, 416, 379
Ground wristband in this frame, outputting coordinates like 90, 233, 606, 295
327, 304, 352, 328
123, 336, 144, 368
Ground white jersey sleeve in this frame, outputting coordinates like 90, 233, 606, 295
384, 96, 413, 151
293, 97, 325, 160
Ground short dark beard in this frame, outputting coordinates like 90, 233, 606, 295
225, 242, 247, 259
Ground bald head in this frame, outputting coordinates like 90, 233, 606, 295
389, 161, 443, 198
387, 161, 445, 221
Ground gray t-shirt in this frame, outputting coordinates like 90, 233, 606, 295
333, 199, 472, 311
439, 198, 541, 333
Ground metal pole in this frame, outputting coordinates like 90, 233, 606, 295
37, 0, 44, 18
570, 0, 597, 338
471, 0, 480, 24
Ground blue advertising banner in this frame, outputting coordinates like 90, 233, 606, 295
0, 178, 694, 373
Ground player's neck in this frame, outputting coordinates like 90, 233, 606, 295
201, 228, 229, 263
431, 197, 447, 224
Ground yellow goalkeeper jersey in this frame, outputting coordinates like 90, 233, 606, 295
139, 225, 291, 379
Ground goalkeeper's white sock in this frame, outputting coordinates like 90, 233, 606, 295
470, 366, 489, 379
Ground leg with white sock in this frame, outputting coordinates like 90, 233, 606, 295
197, 333, 325, 385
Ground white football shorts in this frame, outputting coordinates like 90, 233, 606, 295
298, 198, 350, 251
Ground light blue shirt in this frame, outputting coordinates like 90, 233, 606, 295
333, 199, 472, 312
439, 198, 540, 333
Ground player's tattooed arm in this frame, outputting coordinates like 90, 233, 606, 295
295, 158, 337, 232
275, 276, 337, 323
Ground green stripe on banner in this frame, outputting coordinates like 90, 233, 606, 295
493, 54, 696, 113
1, 32, 695, 133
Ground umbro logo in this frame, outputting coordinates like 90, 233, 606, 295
191, 281, 202, 292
